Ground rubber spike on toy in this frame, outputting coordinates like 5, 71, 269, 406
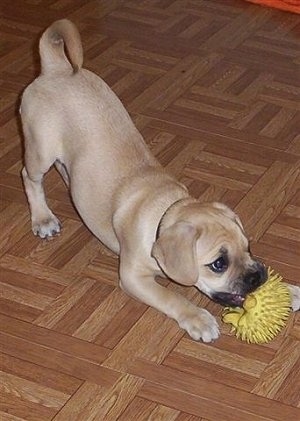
222, 268, 291, 344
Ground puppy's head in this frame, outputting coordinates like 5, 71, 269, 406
152, 201, 267, 307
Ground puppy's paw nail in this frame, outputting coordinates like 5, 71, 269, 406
179, 308, 220, 342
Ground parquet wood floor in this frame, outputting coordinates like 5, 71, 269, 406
1, 1, 300, 420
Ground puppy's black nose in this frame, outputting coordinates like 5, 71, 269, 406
247, 271, 263, 288
245, 264, 267, 291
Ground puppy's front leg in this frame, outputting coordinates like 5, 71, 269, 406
287, 284, 300, 311
119, 264, 219, 342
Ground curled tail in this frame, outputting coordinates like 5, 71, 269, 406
39, 19, 83, 74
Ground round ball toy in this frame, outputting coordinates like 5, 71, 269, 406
222, 268, 291, 344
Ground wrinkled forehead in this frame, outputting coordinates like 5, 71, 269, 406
222, 217, 248, 247
196, 218, 249, 262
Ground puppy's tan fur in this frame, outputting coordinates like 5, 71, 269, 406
21, 20, 300, 342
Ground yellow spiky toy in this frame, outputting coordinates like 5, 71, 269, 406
222, 268, 291, 344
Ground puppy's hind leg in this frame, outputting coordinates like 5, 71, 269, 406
22, 131, 61, 239
55, 160, 70, 187
22, 165, 61, 239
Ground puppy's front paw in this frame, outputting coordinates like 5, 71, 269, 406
32, 215, 61, 239
287, 284, 300, 312
179, 308, 220, 342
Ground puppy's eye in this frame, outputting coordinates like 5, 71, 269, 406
207, 256, 228, 274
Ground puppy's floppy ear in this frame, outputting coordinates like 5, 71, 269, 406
151, 221, 200, 286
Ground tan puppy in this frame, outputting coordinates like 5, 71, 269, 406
21, 20, 299, 342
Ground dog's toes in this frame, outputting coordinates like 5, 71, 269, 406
32, 216, 61, 239
287, 284, 300, 312
179, 308, 220, 342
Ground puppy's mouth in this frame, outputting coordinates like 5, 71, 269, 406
211, 292, 245, 307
